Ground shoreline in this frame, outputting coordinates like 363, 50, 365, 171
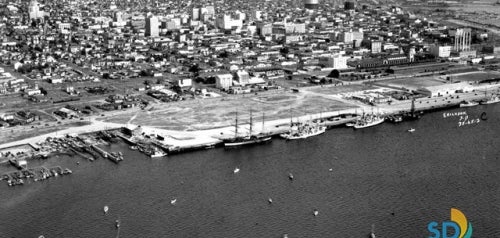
0, 85, 497, 154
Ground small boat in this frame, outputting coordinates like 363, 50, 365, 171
170, 198, 177, 205
480, 95, 500, 105
104, 206, 109, 214
233, 167, 240, 174
129, 146, 138, 150
313, 209, 319, 216
268, 198, 273, 204
459, 101, 479, 107
282, 234, 289, 238
329, 168, 333, 172
408, 128, 415, 133
345, 122, 356, 127
369, 224, 376, 238
115, 219, 120, 229
288, 173, 294, 180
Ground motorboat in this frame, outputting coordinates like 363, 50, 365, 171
170, 199, 177, 205
288, 173, 294, 180
104, 206, 109, 214
268, 198, 273, 204
408, 128, 415, 133
233, 167, 240, 174
459, 101, 479, 107
313, 209, 319, 216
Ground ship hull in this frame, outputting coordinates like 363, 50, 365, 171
353, 118, 384, 129
280, 127, 326, 140
224, 136, 272, 147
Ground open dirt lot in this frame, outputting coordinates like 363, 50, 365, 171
102, 91, 357, 131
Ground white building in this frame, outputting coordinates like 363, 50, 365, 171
177, 78, 192, 88
415, 82, 474, 97
319, 55, 348, 69
28, 0, 43, 20
342, 31, 364, 47
430, 45, 452, 58
145, 16, 160, 37
58, 23, 71, 34
216, 15, 243, 30
192, 8, 200, 21
216, 74, 233, 89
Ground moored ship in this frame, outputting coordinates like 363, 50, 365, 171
459, 101, 479, 107
224, 110, 272, 147
353, 113, 385, 129
280, 122, 326, 140
480, 95, 500, 105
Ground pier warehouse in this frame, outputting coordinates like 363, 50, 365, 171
415, 82, 474, 97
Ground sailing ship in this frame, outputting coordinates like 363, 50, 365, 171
224, 110, 272, 147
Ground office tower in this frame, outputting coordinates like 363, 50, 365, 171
145, 16, 159, 37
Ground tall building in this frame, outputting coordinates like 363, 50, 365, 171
145, 16, 159, 37
304, 0, 320, 9
430, 45, 451, 58
114, 11, 124, 22
28, 0, 43, 20
192, 8, 200, 21
319, 55, 348, 69
371, 41, 382, 54
216, 15, 243, 30
342, 31, 364, 47
453, 28, 472, 52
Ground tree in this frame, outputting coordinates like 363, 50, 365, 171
280, 47, 290, 55
219, 51, 229, 58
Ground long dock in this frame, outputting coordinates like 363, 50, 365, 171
91, 145, 122, 163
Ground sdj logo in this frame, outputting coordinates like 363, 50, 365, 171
428, 208, 473, 238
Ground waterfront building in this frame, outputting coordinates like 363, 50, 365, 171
415, 82, 474, 97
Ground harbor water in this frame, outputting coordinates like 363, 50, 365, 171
0, 105, 499, 237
